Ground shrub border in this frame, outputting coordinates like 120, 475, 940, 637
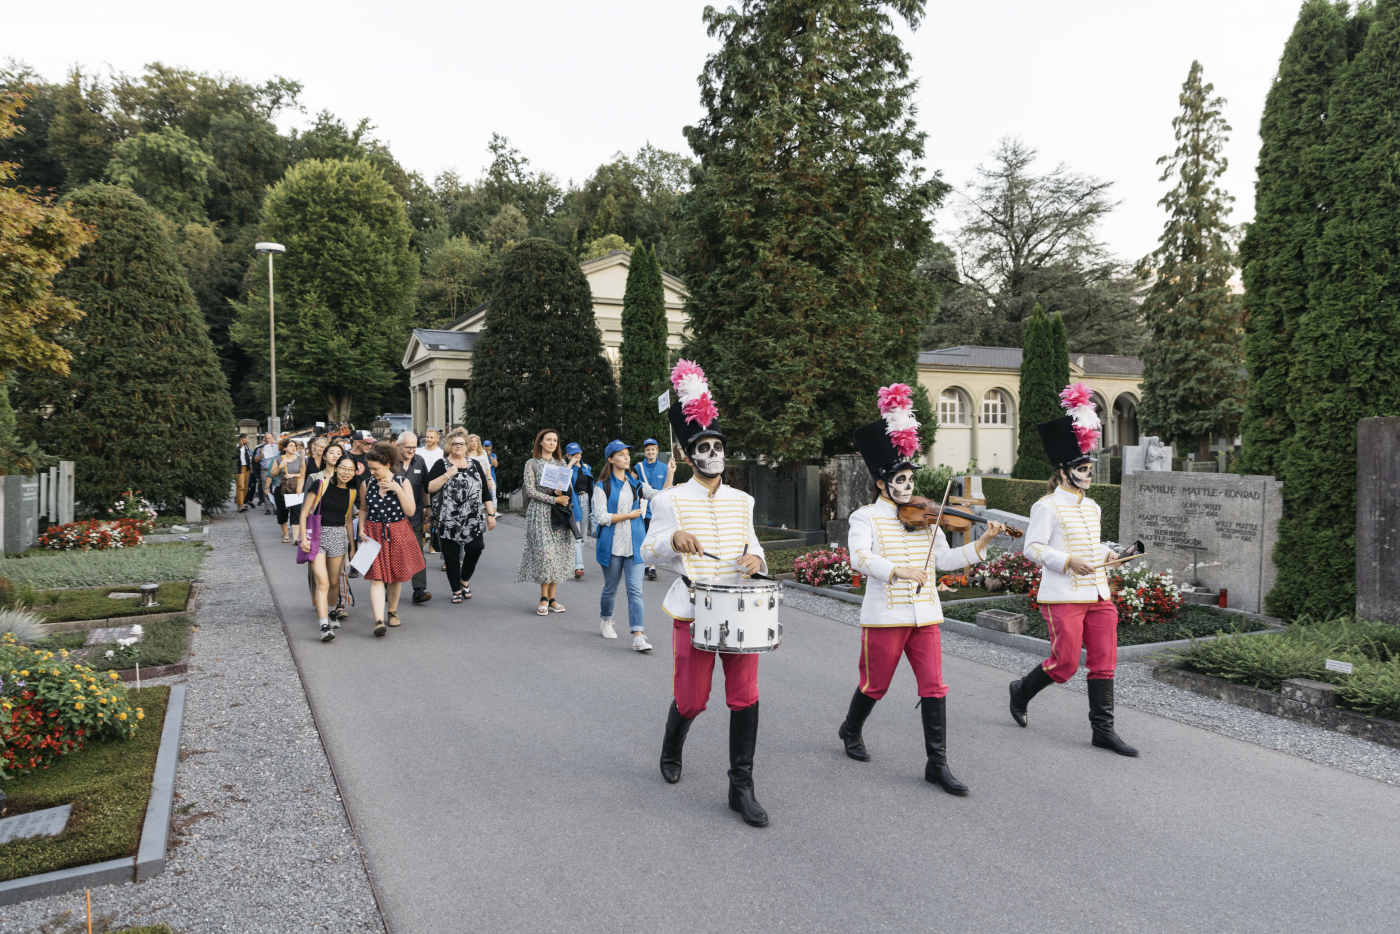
0, 684, 187, 906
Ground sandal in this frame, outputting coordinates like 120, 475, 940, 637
387, 610, 402, 628
373, 619, 387, 637
548, 599, 566, 613
537, 600, 550, 616
282, 536, 291, 544
451, 590, 464, 604
462, 584, 472, 600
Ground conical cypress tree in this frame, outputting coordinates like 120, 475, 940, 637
14, 184, 236, 513
1237, 1, 1351, 477
1050, 312, 1070, 392
1136, 61, 1245, 460
1012, 305, 1056, 480
619, 245, 669, 445
461, 238, 618, 486
1270, 0, 1400, 620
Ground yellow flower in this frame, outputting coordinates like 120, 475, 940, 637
53, 669, 60, 675
100, 697, 108, 704
74, 702, 84, 709
118, 712, 127, 721
136, 710, 144, 719
108, 672, 119, 680
19, 670, 28, 676
97, 712, 103, 718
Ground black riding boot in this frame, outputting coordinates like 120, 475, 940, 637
1088, 679, 1139, 757
659, 701, 694, 784
920, 697, 968, 796
838, 689, 878, 761
727, 703, 769, 827
1009, 663, 1055, 727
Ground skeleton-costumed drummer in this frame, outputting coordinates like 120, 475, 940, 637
1007, 383, 1140, 757
838, 384, 1008, 796
642, 360, 771, 827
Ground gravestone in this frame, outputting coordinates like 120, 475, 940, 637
1122, 436, 1174, 475
824, 454, 871, 547
984, 508, 1031, 554
58, 460, 75, 525
1357, 417, 1400, 623
185, 496, 203, 523
0, 805, 72, 845
1, 475, 39, 554
1119, 471, 1283, 614
84, 624, 144, 647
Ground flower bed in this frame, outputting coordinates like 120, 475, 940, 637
793, 546, 851, 588
942, 595, 1261, 648
106, 490, 159, 529
38, 519, 148, 551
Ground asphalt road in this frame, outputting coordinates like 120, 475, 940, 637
249, 511, 1400, 934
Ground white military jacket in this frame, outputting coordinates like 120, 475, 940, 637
641, 477, 768, 621
1024, 486, 1116, 603
848, 497, 984, 628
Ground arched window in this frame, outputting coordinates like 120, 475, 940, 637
980, 390, 1008, 425
938, 390, 966, 425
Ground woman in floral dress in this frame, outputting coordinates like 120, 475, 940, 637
516, 428, 575, 615
428, 431, 497, 603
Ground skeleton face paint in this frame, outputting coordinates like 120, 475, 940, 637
1067, 463, 1093, 490
690, 438, 725, 477
885, 469, 915, 504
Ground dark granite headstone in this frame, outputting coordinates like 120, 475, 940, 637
1357, 417, 1400, 624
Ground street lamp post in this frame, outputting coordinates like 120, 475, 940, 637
254, 242, 286, 434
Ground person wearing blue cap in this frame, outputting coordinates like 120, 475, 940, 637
637, 438, 668, 580
483, 441, 498, 489
564, 443, 594, 579
593, 439, 674, 651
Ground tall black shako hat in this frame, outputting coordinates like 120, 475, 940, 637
1037, 382, 1101, 469
854, 383, 923, 482
668, 359, 725, 454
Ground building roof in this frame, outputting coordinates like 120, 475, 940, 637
919, 345, 1142, 376
411, 329, 479, 352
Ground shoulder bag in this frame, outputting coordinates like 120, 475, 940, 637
295, 479, 330, 565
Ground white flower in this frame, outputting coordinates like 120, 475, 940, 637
105, 650, 115, 658
130, 625, 143, 636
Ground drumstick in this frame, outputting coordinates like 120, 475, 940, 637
915, 480, 954, 595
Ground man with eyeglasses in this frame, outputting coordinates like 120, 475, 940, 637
642, 361, 770, 828
1009, 383, 1141, 758
396, 431, 432, 605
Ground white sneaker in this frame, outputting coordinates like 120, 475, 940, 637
600, 619, 617, 639
632, 633, 652, 653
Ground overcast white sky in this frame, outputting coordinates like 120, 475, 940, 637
16, 0, 1303, 263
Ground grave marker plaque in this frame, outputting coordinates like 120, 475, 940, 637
1119, 471, 1283, 614
1, 475, 39, 554
0, 805, 72, 844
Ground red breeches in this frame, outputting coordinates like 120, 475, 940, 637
857, 624, 948, 701
1039, 599, 1118, 682
672, 618, 759, 718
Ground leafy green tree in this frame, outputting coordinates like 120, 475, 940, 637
417, 235, 493, 327
0, 63, 67, 192
461, 238, 618, 485
580, 233, 631, 261
1136, 61, 1245, 459
1271, 1, 1399, 620
1237, 1, 1353, 477
675, 0, 945, 464
620, 245, 670, 445
13, 184, 235, 511
1011, 305, 1057, 480
105, 126, 215, 223
231, 158, 417, 424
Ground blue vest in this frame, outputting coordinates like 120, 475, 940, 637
638, 459, 667, 517
595, 470, 646, 566
570, 463, 593, 521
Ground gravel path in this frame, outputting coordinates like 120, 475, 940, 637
781, 587, 1400, 787
0, 514, 386, 934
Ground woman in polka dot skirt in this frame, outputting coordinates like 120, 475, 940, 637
357, 440, 427, 637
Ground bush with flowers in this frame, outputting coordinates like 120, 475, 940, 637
793, 546, 852, 588
1108, 564, 1183, 627
974, 552, 1042, 594
0, 632, 142, 775
106, 490, 158, 532
38, 518, 147, 551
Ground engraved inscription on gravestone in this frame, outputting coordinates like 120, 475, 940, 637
0, 805, 72, 845
1119, 472, 1283, 615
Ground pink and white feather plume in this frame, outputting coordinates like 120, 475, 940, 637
876, 383, 921, 460
1059, 382, 1101, 453
671, 359, 719, 428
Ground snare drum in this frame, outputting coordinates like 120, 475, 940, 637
688, 577, 783, 653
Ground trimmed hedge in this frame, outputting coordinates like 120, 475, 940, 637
982, 476, 1121, 541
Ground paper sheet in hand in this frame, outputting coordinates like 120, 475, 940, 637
349, 538, 381, 576
281, 492, 305, 507
658, 389, 671, 413
540, 463, 573, 490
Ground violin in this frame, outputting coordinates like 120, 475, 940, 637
895, 495, 1025, 539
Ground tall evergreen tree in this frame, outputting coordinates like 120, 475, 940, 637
620, 245, 670, 445
1012, 305, 1056, 480
1050, 311, 1070, 392
231, 158, 417, 424
14, 184, 235, 511
461, 238, 618, 485
675, 0, 944, 464
1271, 1, 1400, 620
1136, 61, 1245, 459
1237, 1, 1352, 477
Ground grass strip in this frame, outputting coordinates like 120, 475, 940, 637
753, 527, 805, 543
0, 545, 208, 588
23, 582, 192, 623
941, 596, 1265, 647
35, 616, 192, 670
0, 686, 170, 882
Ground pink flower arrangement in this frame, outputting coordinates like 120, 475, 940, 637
671, 359, 719, 428
876, 383, 921, 459
793, 546, 852, 588
39, 519, 146, 551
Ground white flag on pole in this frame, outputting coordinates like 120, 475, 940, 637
658, 390, 670, 413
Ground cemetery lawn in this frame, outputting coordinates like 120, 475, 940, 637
28, 582, 191, 623
754, 526, 806, 543
942, 596, 1268, 647
0, 686, 170, 882
35, 615, 192, 670
0, 544, 208, 588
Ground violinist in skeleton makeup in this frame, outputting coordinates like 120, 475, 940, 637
839, 385, 1007, 796
642, 361, 770, 827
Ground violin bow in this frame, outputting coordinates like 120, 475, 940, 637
915, 480, 954, 595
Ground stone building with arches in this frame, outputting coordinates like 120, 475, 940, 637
918, 345, 1143, 474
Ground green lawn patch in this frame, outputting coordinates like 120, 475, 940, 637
1163, 617, 1400, 721
941, 596, 1265, 647
27, 582, 192, 623
765, 545, 818, 576
0, 686, 170, 882
35, 616, 192, 670
754, 526, 805, 543
0, 545, 208, 588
